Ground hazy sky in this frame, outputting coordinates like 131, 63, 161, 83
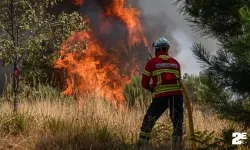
138, 0, 218, 75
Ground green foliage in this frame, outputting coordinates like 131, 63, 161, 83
191, 42, 250, 95
0, 0, 87, 78
229, 6, 250, 66
195, 73, 233, 108
192, 128, 250, 150
38, 118, 119, 150
182, 74, 228, 115
89, 124, 114, 143
177, 2, 250, 127
239, 6, 250, 32
20, 83, 66, 102
0, 113, 35, 135
2, 81, 70, 103
192, 130, 224, 150
174, 0, 250, 43
150, 117, 173, 146
183, 74, 203, 104
44, 116, 73, 136
122, 76, 152, 108
183, 72, 250, 127
176, 2, 250, 97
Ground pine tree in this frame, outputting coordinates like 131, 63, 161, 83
175, 0, 250, 127
174, 0, 250, 43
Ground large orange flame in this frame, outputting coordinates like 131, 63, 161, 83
55, 31, 129, 103
105, 0, 148, 47
55, 0, 148, 104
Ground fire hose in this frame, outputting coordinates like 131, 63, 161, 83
181, 81, 197, 150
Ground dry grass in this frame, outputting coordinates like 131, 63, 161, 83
0, 83, 248, 150
0, 97, 238, 150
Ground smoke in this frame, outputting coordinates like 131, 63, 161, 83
124, 0, 182, 58
134, 0, 218, 75
73, 0, 188, 74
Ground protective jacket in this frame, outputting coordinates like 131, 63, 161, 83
141, 51, 182, 98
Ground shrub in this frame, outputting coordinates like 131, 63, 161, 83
123, 76, 152, 108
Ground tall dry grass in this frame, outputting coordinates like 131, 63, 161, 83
0, 83, 248, 149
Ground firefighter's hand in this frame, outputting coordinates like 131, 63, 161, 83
149, 89, 154, 93
149, 84, 154, 93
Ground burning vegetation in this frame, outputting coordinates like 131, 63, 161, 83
55, 0, 150, 104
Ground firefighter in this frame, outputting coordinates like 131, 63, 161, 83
138, 37, 184, 148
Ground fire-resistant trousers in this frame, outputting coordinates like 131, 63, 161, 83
139, 95, 184, 143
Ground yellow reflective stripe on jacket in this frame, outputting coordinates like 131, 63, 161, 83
140, 131, 151, 137
152, 69, 179, 76
153, 88, 182, 97
155, 86, 180, 94
175, 73, 180, 79
143, 70, 152, 77
154, 84, 180, 91
154, 83, 182, 95
154, 87, 182, 95
157, 74, 161, 85
158, 55, 170, 59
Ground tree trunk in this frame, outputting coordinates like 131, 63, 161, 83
13, 61, 19, 112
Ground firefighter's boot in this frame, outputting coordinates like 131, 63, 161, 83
172, 136, 183, 149
137, 132, 150, 149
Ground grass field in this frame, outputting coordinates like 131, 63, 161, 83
0, 83, 248, 150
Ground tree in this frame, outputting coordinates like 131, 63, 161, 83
174, 0, 250, 43
189, 6, 250, 97
0, 0, 87, 112
182, 73, 202, 103
175, 0, 250, 127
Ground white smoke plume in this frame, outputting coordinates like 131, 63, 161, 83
136, 0, 218, 75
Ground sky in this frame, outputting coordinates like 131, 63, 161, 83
138, 0, 219, 75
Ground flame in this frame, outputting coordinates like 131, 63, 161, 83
55, 0, 148, 104
105, 0, 148, 47
72, 0, 84, 6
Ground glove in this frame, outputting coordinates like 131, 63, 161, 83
149, 84, 154, 93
